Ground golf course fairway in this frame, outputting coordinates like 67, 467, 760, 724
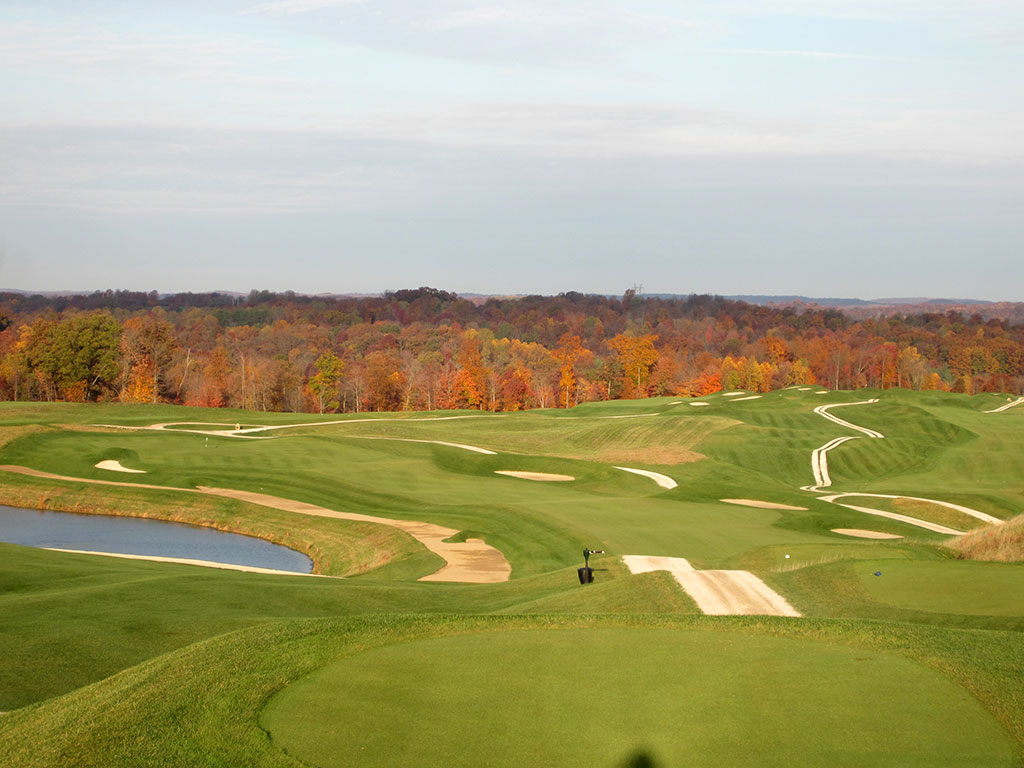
0, 389, 1022, 765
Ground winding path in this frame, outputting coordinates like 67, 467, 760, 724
803, 400, 1001, 536
0, 465, 511, 583
985, 396, 1024, 414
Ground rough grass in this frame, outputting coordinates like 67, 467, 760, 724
950, 514, 1024, 562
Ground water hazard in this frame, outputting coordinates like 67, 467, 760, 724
0, 505, 313, 574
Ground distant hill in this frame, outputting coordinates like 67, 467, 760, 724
720, 295, 993, 308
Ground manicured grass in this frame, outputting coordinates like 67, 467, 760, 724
2, 615, 1022, 768
0, 544, 691, 709
262, 627, 1014, 768
1, 391, 1023, 766
856, 561, 1024, 617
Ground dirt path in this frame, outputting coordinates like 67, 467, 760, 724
819, 492, 1002, 525
813, 400, 883, 438
621, 555, 801, 617
818, 496, 965, 536
0, 465, 511, 583
985, 396, 1024, 414
802, 400, 1003, 536
807, 435, 861, 490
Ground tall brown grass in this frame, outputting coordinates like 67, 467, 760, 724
948, 513, 1024, 562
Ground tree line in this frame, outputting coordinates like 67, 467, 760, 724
1, 288, 1021, 412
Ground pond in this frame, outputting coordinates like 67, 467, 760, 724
0, 505, 313, 574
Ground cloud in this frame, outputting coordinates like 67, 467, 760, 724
0, 20, 283, 83
2, 109, 1021, 215
690, 48, 904, 61
244, 0, 363, 15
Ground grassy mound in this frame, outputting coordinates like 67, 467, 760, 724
950, 514, 1024, 562
262, 627, 1013, 768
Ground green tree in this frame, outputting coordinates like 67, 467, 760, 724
308, 352, 344, 414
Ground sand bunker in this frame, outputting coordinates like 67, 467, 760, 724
721, 391, 747, 397
615, 466, 677, 489
815, 391, 828, 394
720, 498, 807, 510
94, 460, 146, 474
494, 470, 574, 482
0, 465, 511, 583
623, 555, 800, 616
689, 402, 710, 407
830, 529, 904, 540
728, 395, 762, 402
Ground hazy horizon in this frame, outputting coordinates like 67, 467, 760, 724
3, 1, 1023, 300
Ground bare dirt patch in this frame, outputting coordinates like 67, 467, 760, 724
591, 446, 704, 466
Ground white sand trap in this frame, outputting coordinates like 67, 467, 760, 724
720, 498, 807, 511
689, 402, 710, 407
95, 460, 146, 474
623, 555, 800, 616
615, 467, 677, 489
797, 387, 812, 391
0, 465, 511, 584
494, 470, 574, 482
831, 529, 904, 540
815, 390, 828, 394
728, 395, 762, 402
600, 413, 659, 420
44, 548, 324, 576
721, 391, 747, 397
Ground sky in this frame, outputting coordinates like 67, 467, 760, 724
1, 0, 1023, 299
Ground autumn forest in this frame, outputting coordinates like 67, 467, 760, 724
2, 288, 1022, 414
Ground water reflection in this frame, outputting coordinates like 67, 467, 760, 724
0, 505, 312, 574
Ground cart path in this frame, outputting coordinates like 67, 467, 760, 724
622, 555, 801, 617
802, 401, 1001, 536
985, 396, 1024, 414
0, 465, 511, 583
817, 499, 965, 536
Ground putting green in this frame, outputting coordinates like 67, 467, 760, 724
261, 628, 1013, 768
858, 561, 1024, 616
